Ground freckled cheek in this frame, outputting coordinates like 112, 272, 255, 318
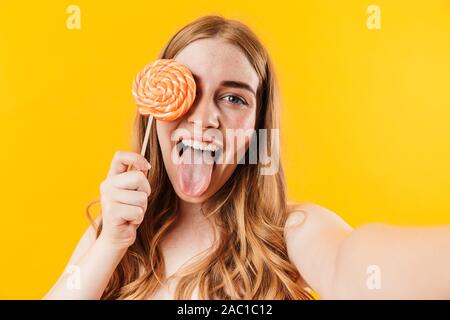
156, 120, 179, 154
223, 111, 257, 157
227, 111, 256, 130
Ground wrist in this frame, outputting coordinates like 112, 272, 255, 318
95, 235, 130, 257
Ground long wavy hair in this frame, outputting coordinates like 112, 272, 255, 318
87, 15, 312, 300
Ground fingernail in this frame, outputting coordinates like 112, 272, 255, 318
142, 161, 151, 169
285, 211, 305, 229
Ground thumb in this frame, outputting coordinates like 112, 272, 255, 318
142, 164, 151, 178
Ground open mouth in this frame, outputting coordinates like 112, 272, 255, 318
174, 137, 223, 197
176, 138, 222, 164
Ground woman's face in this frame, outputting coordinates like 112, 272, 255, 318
156, 37, 259, 203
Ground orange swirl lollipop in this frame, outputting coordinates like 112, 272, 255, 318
132, 59, 196, 156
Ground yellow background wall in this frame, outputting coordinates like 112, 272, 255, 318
1, 0, 449, 299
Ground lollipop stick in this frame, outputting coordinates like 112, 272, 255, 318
126, 115, 153, 173
140, 115, 154, 157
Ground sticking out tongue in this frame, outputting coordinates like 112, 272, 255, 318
177, 147, 214, 197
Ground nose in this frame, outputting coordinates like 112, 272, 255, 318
186, 94, 220, 129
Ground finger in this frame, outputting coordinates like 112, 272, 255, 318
109, 202, 145, 225
109, 171, 151, 195
108, 151, 151, 177
107, 187, 149, 209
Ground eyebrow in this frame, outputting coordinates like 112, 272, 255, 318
192, 73, 256, 97
221, 80, 256, 97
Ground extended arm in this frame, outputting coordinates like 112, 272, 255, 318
285, 203, 450, 299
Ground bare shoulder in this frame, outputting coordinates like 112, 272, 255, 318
284, 202, 353, 297
286, 202, 352, 232
284, 202, 353, 252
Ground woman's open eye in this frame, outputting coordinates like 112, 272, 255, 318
221, 94, 248, 107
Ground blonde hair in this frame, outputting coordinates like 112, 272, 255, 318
88, 15, 312, 300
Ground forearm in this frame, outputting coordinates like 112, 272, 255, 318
331, 223, 450, 299
44, 237, 127, 300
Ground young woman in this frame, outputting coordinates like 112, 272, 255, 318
45, 15, 450, 300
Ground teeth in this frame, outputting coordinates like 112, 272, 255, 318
180, 139, 219, 152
